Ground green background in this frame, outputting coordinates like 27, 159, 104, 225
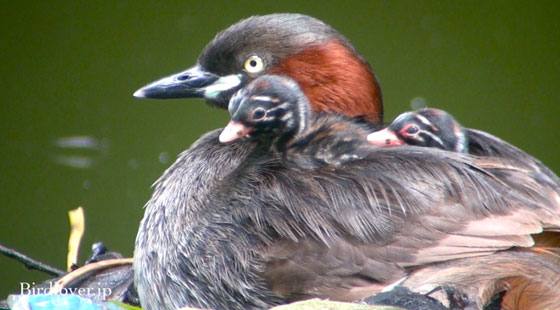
1, 1, 559, 298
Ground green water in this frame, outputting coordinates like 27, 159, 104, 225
1, 1, 559, 298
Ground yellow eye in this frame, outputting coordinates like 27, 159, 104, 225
243, 55, 265, 73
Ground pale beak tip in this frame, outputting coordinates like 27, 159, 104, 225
133, 88, 146, 98
219, 121, 252, 143
367, 128, 403, 147
218, 132, 231, 143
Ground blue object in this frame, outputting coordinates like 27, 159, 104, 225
8, 294, 129, 310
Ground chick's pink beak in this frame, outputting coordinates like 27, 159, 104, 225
367, 128, 405, 147
219, 121, 253, 143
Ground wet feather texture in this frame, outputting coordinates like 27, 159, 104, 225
135, 75, 560, 310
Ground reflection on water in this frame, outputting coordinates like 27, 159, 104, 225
50, 136, 108, 169
52, 136, 104, 150
52, 155, 95, 169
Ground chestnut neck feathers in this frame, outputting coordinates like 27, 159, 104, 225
267, 40, 382, 125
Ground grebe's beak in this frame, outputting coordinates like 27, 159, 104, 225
367, 128, 405, 147
134, 65, 242, 106
219, 121, 253, 143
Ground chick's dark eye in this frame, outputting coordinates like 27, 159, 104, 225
252, 108, 266, 120
405, 124, 419, 134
